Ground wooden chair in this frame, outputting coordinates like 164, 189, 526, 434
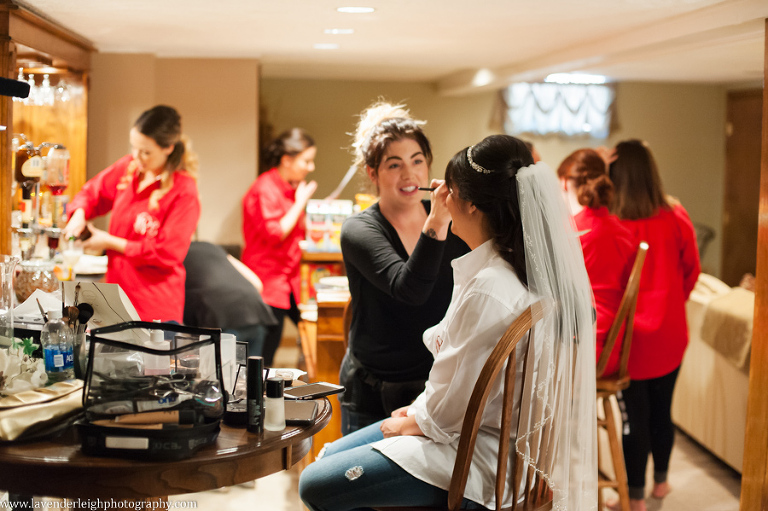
596, 242, 649, 511
376, 300, 551, 511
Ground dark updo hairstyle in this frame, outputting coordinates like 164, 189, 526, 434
445, 134, 533, 286
557, 148, 613, 209
262, 128, 315, 172
609, 139, 669, 220
134, 105, 186, 172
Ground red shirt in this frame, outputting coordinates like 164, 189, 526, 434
574, 207, 636, 376
619, 205, 700, 380
241, 168, 305, 309
68, 155, 200, 322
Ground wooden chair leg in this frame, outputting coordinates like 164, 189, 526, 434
603, 395, 630, 511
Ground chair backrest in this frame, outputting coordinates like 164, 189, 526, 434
447, 300, 548, 511
595, 241, 649, 380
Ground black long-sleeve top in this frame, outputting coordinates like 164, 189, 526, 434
340, 201, 469, 382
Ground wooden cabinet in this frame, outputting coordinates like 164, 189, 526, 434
0, 0, 94, 254
301, 299, 348, 462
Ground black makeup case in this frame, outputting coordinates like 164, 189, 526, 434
77, 322, 225, 461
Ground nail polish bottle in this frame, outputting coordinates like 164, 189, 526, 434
246, 356, 264, 433
264, 377, 286, 431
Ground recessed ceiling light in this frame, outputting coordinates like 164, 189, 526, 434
337, 6, 375, 13
325, 28, 355, 35
314, 43, 340, 50
471, 69, 495, 88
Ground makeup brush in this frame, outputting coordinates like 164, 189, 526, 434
36, 298, 48, 322
67, 305, 79, 330
418, 187, 437, 192
77, 303, 94, 333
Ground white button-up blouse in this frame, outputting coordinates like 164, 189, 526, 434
373, 240, 533, 509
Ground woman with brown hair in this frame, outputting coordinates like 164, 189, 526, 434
557, 148, 636, 375
241, 128, 318, 365
607, 139, 700, 511
338, 102, 469, 434
64, 105, 200, 322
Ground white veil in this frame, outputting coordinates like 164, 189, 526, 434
515, 162, 597, 511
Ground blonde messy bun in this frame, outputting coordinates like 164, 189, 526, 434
351, 101, 430, 181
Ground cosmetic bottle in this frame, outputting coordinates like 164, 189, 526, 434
246, 356, 264, 433
144, 321, 170, 375
264, 377, 286, 432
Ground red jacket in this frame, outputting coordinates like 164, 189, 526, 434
241, 168, 305, 309
69, 155, 200, 322
619, 205, 700, 380
574, 207, 637, 377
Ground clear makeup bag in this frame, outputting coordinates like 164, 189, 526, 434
77, 322, 225, 460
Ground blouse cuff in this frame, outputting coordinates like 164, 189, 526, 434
415, 403, 458, 444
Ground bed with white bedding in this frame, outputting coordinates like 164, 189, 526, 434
671, 274, 752, 473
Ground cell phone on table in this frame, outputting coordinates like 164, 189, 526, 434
285, 400, 318, 425
283, 382, 344, 400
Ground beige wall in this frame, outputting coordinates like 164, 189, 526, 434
529, 82, 726, 275
89, 61, 727, 275
259, 79, 499, 199
88, 53, 259, 245
261, 78, 726, 276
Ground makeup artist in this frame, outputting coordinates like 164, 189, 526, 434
241, 128, 318, 366
338, 102, 469, 434
63, 105, 200, 322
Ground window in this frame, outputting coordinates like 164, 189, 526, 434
502, 80, 615, 139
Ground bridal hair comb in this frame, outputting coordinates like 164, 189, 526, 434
467, 146, 491, 174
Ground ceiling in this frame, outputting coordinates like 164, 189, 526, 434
16, 0, 767, 95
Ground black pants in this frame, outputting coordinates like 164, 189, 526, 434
262, 294, 301, 366
338, 352, 426, 436
618, 366, 680, 500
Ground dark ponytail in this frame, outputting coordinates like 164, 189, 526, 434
445, 135, 532, 287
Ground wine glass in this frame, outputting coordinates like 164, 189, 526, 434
60, 237, 83, 281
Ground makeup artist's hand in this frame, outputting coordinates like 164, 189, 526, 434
423, 179, 450, 240
82, 223, 127, 254
381, 415, 425, 438
63, 208, 87, 239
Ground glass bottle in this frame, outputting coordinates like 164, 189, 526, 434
264, 377, 286, 431
15, 138, 42, 229
41, 308, 75, 383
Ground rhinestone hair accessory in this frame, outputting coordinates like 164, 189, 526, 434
467, 146, 492, 174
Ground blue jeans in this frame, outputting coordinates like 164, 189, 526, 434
299, 420, 487, 511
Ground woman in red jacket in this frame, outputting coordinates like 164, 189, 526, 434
241, 128, 318, 365
557, 148, 636, 377
608, 139, 700, 511
64, 105, 200, 322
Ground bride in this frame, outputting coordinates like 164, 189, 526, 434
299, 135, 597, 511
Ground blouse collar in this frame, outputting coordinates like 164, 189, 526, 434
452, 239, 498, 286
